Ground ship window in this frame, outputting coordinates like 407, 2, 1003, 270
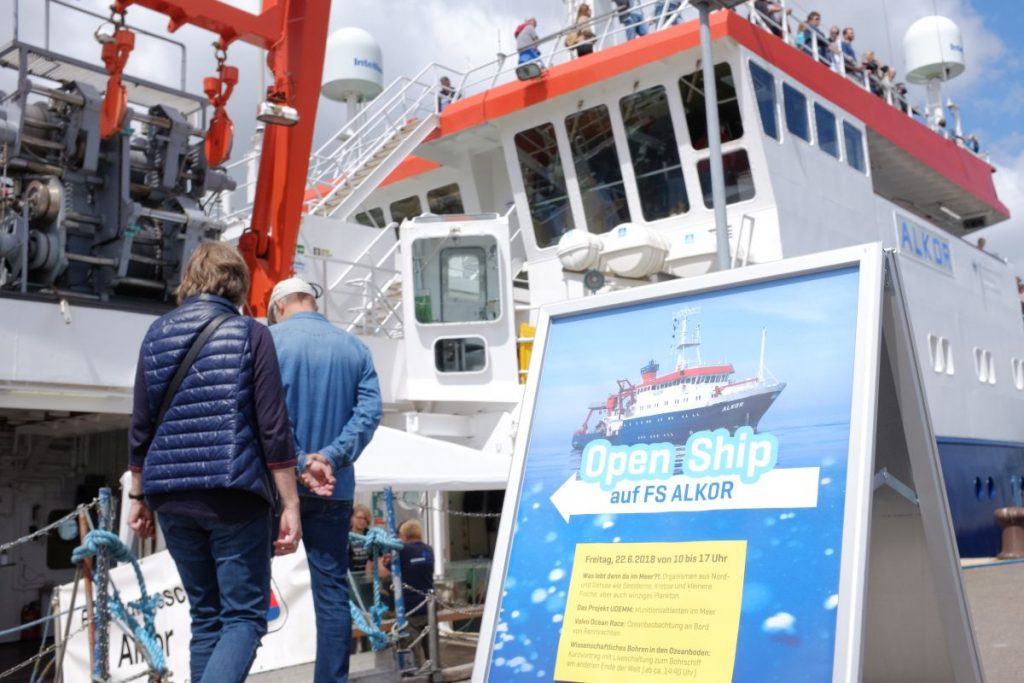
783, 84, 809, 142
698, 150, 756, 207
680, 63, 743, 149
435, 337, 487, 373
973, 348, 995, 385
565, 105, 631, 233
390, 195, 423, 224
411, 235, 500, 323
1012, 358, 1024, 391
514, 123, 575, 248
427, 183, 465, 214
749, 61, 779, 140
814, 103, 839, 158
843, 122, 866, 173
620, 85, 689, 221
355, 207, 386, 228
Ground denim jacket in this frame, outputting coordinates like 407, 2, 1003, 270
271, 312, 382, 500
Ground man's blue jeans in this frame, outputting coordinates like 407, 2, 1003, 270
302, 497, 353, 683
159, 511, 272, 683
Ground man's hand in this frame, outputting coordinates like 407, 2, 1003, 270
274, 502, 302, 556
300, 453, 335, 497
128, 500, 155, 540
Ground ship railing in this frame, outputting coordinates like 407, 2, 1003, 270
746, 1, 989, 160
454, 0, 696, 97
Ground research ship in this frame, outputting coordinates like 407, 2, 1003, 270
1, 0, 1022, 680
571, 309, 785, 450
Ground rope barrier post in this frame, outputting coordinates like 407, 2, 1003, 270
78, 512, 96, 672
427, 594, 441, 683
384, 488, 408, 634
93, 487, 113, 681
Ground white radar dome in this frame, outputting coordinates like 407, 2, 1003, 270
601, 223, 669, 279
322, 27, 384, 102
903, 16, 965, 84
557, 229, 603, 272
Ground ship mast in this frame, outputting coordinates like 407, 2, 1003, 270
673, 307, 703, 370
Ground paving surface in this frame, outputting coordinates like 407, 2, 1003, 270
961, 560, 1024, 683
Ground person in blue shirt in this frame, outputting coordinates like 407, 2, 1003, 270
269, 277, 383, 683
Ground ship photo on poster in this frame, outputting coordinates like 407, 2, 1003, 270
571, 307, 785, 452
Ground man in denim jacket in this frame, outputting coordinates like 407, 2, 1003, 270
269, 277, 383, 683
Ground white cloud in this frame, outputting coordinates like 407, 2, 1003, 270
977, 150, 1024, 271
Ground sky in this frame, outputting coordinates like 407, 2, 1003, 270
2, 0, 1021, 264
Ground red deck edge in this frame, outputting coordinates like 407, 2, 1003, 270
383, 11, 1008, 219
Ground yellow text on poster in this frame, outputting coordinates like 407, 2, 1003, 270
553, 541, 747, 683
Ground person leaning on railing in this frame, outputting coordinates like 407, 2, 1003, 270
566, 3, 598, 57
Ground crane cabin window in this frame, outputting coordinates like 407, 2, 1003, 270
814, 103, 839, 158
412, 235, 501, 323
783, 84, 810, 142
565, 105, 631, 233
680, 63, 743, 150
515, 123, 575, 248
697, 150, 755, 207
620, 86, 689, 221
749, 61, 779, 140
427, 183, 465, 214
843, 121, 867, 173
355, 207, 386, 228
390, 195, 423, 224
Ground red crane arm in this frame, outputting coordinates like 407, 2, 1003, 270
117, 0, 332, 315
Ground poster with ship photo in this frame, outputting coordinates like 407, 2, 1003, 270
476, 247, 885, 683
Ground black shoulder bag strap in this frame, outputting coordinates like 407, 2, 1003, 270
155, 313, 234, 428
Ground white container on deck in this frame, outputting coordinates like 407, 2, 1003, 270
600, 223, 669, 279
556, 229, 604, 272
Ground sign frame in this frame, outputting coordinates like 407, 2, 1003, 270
473, 243, 887, 682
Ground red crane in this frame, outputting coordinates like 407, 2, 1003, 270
102, 0, 333, 315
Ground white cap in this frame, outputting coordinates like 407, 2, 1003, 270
267, 277, 317, 324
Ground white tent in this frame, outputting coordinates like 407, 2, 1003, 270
354, 426, 511, 491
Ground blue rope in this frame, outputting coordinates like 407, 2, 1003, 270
73, 530, 168, 678
0, 610, 67, 639
349, 526, 403, 651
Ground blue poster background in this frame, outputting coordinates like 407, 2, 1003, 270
487, 267, 861, 681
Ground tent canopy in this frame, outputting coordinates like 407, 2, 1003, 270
354, 426, 511, 491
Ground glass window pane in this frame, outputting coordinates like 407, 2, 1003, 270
390, 195, 422, 224
427, 183, 465, 214
412, 236, 500, 323
514, 123, 575, 249
680, 63, 744, 150
355, 207, 385, 228
565, 105, 630, 233
843, 121, 866, 173
698, 149, 756, 207
620, 86, 689, 221
749, 61, 778, 140
783, 84, 809, 142
814, 103, 839, 158
435, 337, 487, 373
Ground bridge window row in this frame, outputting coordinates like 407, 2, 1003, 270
355, 182, 465, 228
515, 63, 754, 249
749, 61, 867, 175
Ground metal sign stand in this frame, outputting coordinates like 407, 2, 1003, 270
858, 253, 982, 682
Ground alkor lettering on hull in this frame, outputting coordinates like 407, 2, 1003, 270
354, 57, 383, 74
895, 213, 954, 275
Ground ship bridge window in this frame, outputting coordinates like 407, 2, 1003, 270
427, 183, 465, 214
412, 235, 500, 323
566, 105, 631, 233
390, 195, 423, 224
814, 103, 839, 158
843, 122, 866, 173
749, 61, 779, 141
355, 207, 386, 228
515, 123, 575, 248
698, 150, 756, 207
680, 63, 743, 149
620, 85, 689, 221
783, 84, 810, 142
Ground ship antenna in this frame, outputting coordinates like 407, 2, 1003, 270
758, 327, 767, 382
